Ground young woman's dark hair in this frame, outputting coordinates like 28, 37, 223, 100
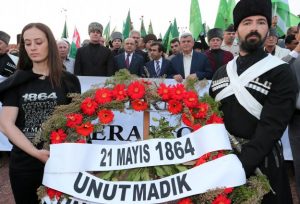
18, 23, 63, 87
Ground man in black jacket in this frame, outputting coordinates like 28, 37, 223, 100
74, 22, 114, 76
0, 31, 18, 78
209, 0, 297, 203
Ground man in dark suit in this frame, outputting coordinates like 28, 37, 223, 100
144, 42, 171, 78
170, 32, 212, 83
114, 38, 144, 76
74, 22, 114, 76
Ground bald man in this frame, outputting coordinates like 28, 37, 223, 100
114, 38, 145, 76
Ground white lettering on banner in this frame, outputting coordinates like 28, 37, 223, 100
44, 124, 231, 173
42, 155, 246, 204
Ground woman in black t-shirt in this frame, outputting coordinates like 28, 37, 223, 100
0, 23, 81, 204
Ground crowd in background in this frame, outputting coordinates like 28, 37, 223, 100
0, 3, 300, 202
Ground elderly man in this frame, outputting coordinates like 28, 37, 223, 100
129, 30, 148, 63
57, 39, 75, 73
74, 22, 114, 76
170, 32, 212, 82
264, 28, 290, 59
114, 38, 144, 76
0, 31, 18, 78
204, 28, 233, 75
210, 0, 297, 203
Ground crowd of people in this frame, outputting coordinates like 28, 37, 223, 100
0, 0, 300, 203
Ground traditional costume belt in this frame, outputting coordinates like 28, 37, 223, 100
234, 136, 283, 168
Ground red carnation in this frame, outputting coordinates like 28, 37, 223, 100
112, 84, 128, 101
132, 99, 148, 111
182, 113, 194, 127
98, 109, 114, 124
127, 81, 145, 99
95, 88, 112, 104
224, 187, 234, 194
157, 83, 172, 101
47, 187, 62, 200
207, 113, 224, 124
177, 197, 193, 204
192, 123, 202, 131
212, 194, 231, 204
66, 113, 83, 128
81, 97, 98, 116
76, 121, 94, 136
193, 102, 209, 119
167, 100, 183, 114
171, 84, 186, 101
183, 91, 199, 108
50, 129, 67, 144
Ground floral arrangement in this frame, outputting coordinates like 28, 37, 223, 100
35, 69, 270, 204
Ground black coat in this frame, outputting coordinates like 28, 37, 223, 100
74, 43, 114, 76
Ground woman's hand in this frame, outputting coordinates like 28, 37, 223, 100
34, 149, 50, 163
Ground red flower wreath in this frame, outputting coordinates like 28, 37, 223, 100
44, 76, 229, 203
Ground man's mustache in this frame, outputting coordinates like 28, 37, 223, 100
245, 32, 261, 40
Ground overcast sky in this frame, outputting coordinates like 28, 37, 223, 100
2, 0, 300, 44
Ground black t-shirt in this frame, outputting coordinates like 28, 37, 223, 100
2, 75, 78, 170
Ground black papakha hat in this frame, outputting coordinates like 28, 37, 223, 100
207, 28, 224, 42
0, 31, 10, 45
233, 0, 272, 30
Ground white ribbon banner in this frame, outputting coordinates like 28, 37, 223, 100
43, 155, 246, 204
45, 124, 231, 172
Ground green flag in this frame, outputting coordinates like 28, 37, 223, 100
69, 27, 80, 59
272, 0, 300, 36
189, 0, 204, 40
148, 20, 154, 34
103, 21, 111, 45
162, 23, 172, 52
171, 18, 179, 38
166, 28, 173, 54
61, 20, 68, 38
122, 10, 132, 39
140, 17, 147, 37
227, 0, 236, 26
214, 0, 229, 29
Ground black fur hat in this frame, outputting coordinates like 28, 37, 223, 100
233, 0, 272, 30
207, 28, 223, 42
0, 31, 10, 45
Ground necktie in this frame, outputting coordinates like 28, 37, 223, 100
155, 60, 161, 76
125, 53, 130, 68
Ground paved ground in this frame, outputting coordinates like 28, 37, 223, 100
0, 153, 299, 204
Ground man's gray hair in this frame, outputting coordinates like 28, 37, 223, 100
180, 32, 193, 39
129, 30, 141, 37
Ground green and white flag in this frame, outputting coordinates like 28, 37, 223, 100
103, 21, 111, 45
189, 0, 204, 40
122, 10, 132, 39
61, 20, 68, 39
140, 17, 147, 37
272, 0, 300, 36
148, 20, 154, 34
69, 27, 81, 59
